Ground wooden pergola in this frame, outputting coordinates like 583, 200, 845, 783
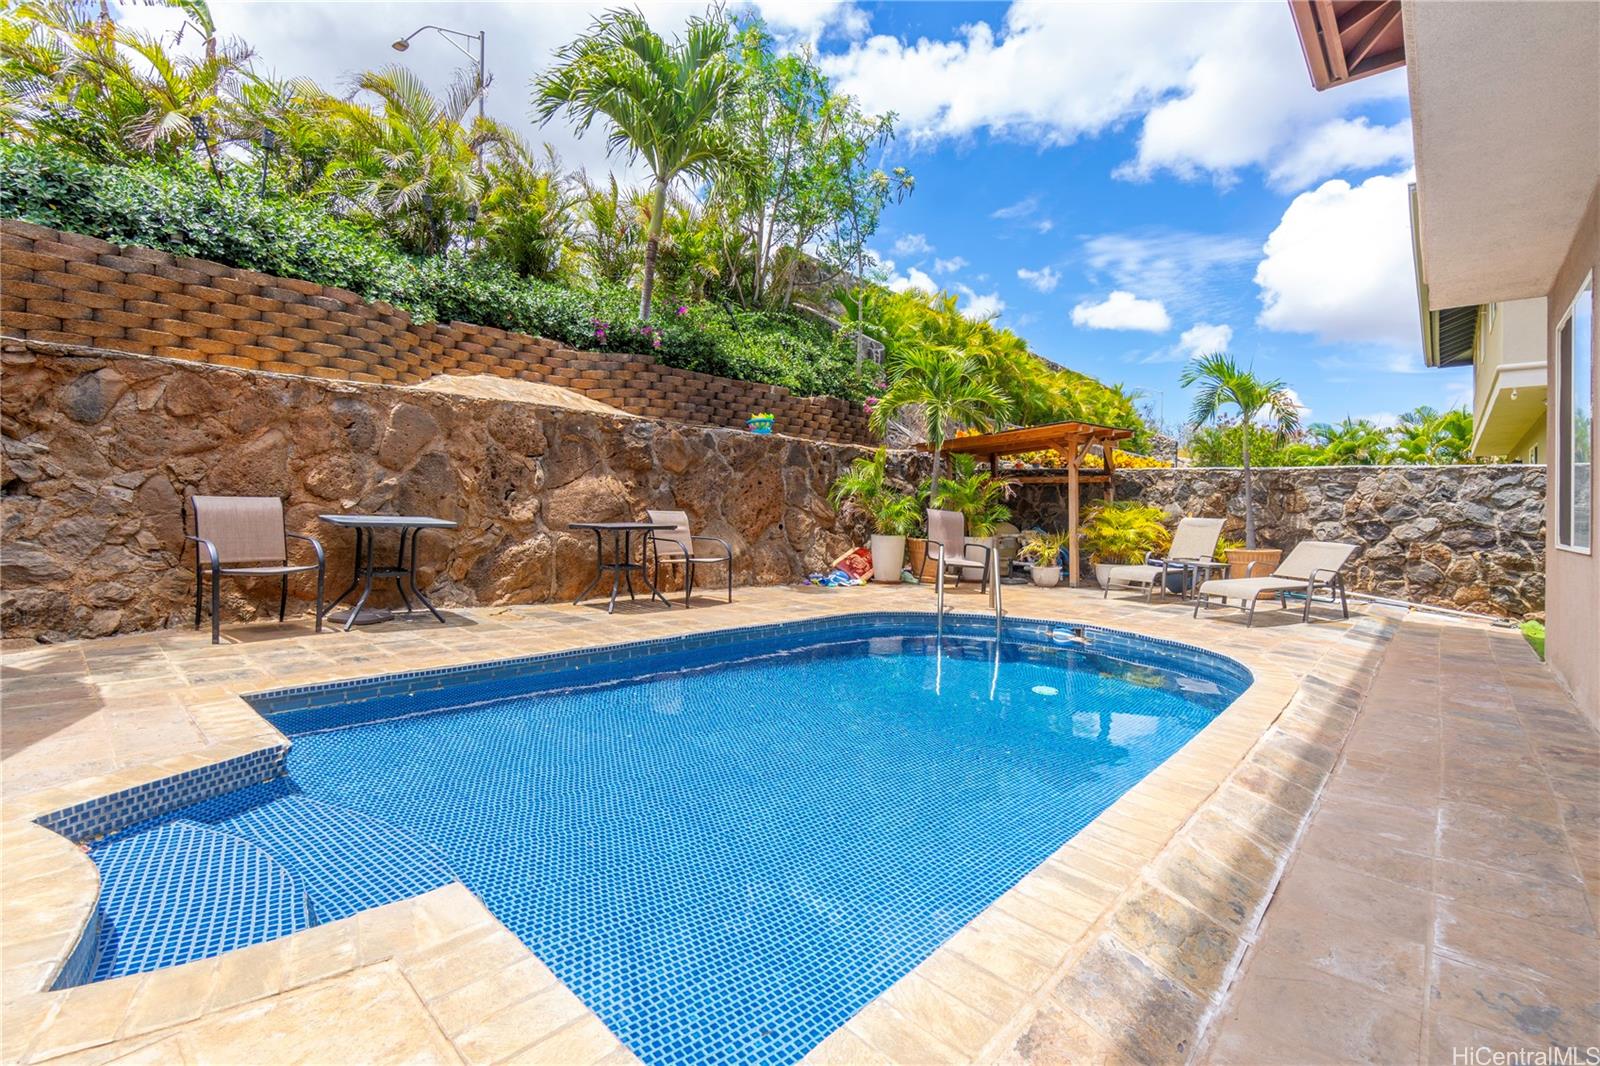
920, 420, 1135, 588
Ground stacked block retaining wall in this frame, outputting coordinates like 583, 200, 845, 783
0, 219, 871, 445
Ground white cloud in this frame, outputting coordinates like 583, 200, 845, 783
1016, 265, 1060, 293
1082, 230, 1260, 320
821, 1, 1406, 191
933, 256, 967, 274
957, 285, 1005, 321
1035, 219, 1054, 234
1359, 411, 1400, 429
991, 195, 1039, 220
1072, 291, 1172, 332
893, 232, 934, 256
1178, 322, 1233, 358
747, 0, 868, 45
1266, 118, 1413, 193
888, 266, 938, 295
1254, 171, 1419, 350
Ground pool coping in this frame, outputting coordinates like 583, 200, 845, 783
0, 599, 1397, 1065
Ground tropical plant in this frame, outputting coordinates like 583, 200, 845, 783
1393, 406, 1475, 464
937, 454, 1013, 536
868, 347, 1010, 501
1212, 534, 1246, 563
1, 0, 251, 170
317, 65, 506, 255
478, 138, 578, 280
1078, 501, 1172, 566
534, 7, 745, 320
828, 448, 919, 536
1016, 530, 1074, 567
1180, 353, 1302, 548
1302, 418, 1394, 465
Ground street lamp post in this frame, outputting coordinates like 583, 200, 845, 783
391, 24, 486, 134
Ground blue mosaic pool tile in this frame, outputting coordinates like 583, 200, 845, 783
62, 612, 1253, 1063
36, 746, 287, 844
82, 821, 313, 983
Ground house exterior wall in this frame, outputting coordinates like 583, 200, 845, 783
1545, 181, 1599, 725
1472, 298, 1549, 460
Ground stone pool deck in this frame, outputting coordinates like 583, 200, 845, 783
1, 583, 1593, 1064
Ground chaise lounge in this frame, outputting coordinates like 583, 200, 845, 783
1192, 539, 1357, 626
1103, 516, 1225, 601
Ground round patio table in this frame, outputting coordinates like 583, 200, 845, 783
569, 521, 676, 613
320, 514, 458, 630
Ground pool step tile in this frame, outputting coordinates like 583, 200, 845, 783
84, 821, 315, 984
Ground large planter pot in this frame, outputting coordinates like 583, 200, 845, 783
869, 534, 907, 584
1094, 562, 1117, 589
1030, 566, 1062, 588
1227, 547, 1282, 580
905, 538, 937, 584
962, 535, 997, 581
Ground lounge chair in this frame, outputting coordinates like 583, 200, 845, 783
645, 509, 733, 607
1192, 540, 1357, 626
1102, 517, 1225, 601
187, 495, 325, 644
922, 508, 996, 593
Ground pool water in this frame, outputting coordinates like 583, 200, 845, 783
80, 617, 1247, 1065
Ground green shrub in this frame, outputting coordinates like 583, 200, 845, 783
0, 142, 871, 400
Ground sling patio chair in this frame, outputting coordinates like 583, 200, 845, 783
1192, 539, 1358, 626
645, 509, 734, 607
187, 495, 325, 644
921, 508, 996, 594
1102, 516, 1225, 601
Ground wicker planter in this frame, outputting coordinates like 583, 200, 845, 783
905, 538, 936, 583
1226, 547, 1282, 580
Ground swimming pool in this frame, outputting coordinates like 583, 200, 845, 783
72, 613, 1249, 1065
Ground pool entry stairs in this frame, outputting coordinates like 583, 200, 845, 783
68, 781, 457, 985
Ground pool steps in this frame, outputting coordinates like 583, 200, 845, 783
67, 790, 455, 986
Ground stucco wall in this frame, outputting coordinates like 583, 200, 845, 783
1544, 179, 1599, 724
0, 340, 909, 643
1011, 464, 1547, 619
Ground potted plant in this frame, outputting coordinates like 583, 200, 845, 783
747, 411, 775, 434
828, 449, 919, 584
1017, 531, 1074, 587
1078, 501, 1172, 589
938, 455, 1013, 580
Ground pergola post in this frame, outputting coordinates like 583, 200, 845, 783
1067, 454, 1080, 588
1104, 443, 1116, 502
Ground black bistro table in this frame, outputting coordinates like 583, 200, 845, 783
569, 521, 676, 613
320, 514, 458, 630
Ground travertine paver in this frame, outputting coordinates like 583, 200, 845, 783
0, 580, 1502, 1064
1201, 617, 1600, 1065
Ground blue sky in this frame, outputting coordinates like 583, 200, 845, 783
121, 0, 1473, 433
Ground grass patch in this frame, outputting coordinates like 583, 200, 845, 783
1520, 620, 1545, 659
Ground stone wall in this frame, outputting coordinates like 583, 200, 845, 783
1012, 464, 1546, 618
0, 339, 909, 642
0, 219, 871, 444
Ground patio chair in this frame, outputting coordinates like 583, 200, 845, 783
645, 509, 733, 607
1103, 517, 1225, 601
921, 508, 995, 594
1192, 540, 1357, 626
187, 495, 325, 644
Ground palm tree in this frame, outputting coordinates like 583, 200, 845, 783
1393, 406, 1475, 464
870, 347, 1009, 505
1308, 418, 1394, 465
1180, 353, 1302, 548
479, 137, 578, 280
534, 7, 744, 321
319, 65, 506, 255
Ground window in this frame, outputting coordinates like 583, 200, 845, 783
1529, 443, 1540, 464
1557, 273, 1593, 551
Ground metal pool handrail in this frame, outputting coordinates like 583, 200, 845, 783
932, 543, 1004, 645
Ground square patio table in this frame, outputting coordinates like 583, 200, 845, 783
320, 514, 457, 630
569, 521, 677, 613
